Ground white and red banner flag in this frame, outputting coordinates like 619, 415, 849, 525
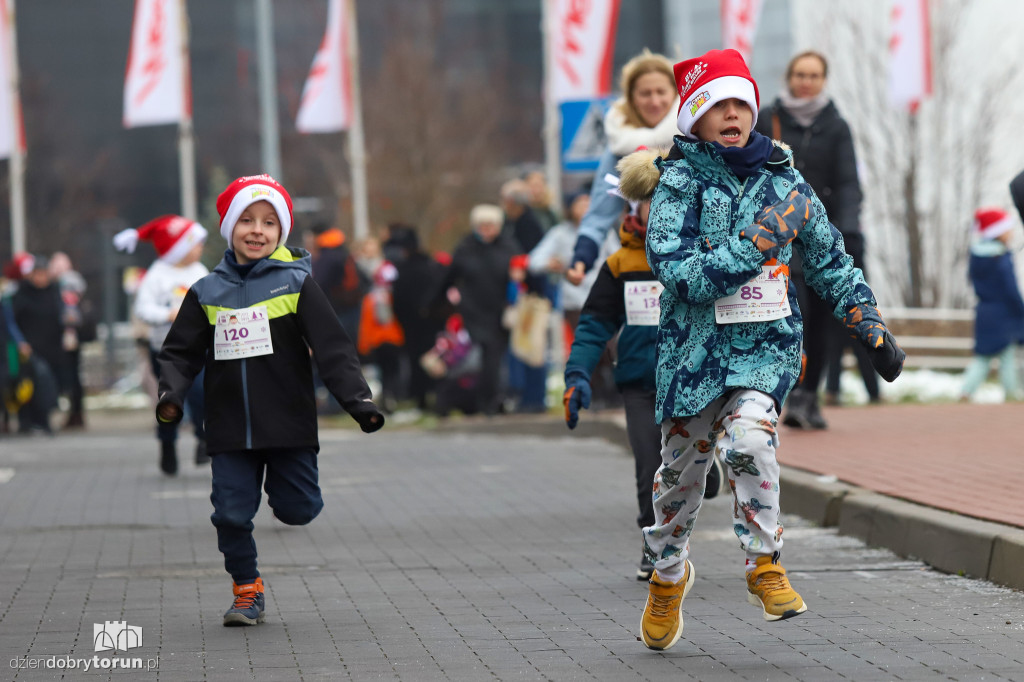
0, 0, 24, 159
887, 0, 932, 110
123, 0, 188, 128
547, 0, 621, 103
720, 0, 764, 65
296, 0, 352, 133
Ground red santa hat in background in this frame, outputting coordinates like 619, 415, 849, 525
973, 208, 1014, 240
112, 215, 208, 265
3, 252, 35, 280
673, 48, 760, 140
216, 174, 294, 246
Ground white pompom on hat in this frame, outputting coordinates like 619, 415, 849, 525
112, 215, 208, 265
673, 48, 759, 140
973, 207, 1014, 240
215, 174, 294, 246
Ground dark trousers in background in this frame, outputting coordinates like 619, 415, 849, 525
477, 334, 507, 415
507, 352, 548, 411
621, 385, 662, 529
794, 277, 832, 392
210, 448, 324, 583
64, 348, 84, 422
149, 348, 205, 443
825, 322, 880, 401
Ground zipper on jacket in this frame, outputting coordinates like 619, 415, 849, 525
240, 277, 252, 449
241, 358, 252, 449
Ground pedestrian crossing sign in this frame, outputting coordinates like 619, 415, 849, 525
560, 97, 614, 172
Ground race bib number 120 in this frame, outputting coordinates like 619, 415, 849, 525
214, 305, 274, 360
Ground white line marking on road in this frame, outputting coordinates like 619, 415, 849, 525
0, 468, 14, 484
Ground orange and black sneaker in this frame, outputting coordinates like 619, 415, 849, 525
223, 577, 266, 626
746, 553, 807, 621
640, 561, 694, 650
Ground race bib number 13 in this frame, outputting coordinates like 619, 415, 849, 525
624, 281, 664, 326
214, 305, 274, 360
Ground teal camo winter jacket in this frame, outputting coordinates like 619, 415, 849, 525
646, 136, 876, 422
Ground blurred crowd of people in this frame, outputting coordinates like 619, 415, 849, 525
300, 172, 617, 420
1, 251, 95, 435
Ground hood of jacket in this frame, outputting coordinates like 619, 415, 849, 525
665, 135, 794, 175
214, 245, 312, 283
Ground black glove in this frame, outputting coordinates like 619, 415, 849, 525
844, 303, 906, 382
866, 329, 906, 383
349, 401, 385, 433
739, 190, 814, 260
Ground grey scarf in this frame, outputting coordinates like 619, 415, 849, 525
778, 90, 830, 127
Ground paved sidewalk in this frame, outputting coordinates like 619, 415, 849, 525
779, 402, 1023, 529
1, 411, 1023, 681
467, 401, 1024, 592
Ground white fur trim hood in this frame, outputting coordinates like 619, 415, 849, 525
603, 97, 681, 157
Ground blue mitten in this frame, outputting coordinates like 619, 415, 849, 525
562, 370, 592, 430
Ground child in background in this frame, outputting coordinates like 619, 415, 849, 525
154, 174, 384, 626
640, 49, 905, 650
959, 208, 1024, 401
563, 149, 725, 582
115, 216, 210, 474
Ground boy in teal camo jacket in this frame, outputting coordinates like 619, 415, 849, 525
638, 49, 906, 650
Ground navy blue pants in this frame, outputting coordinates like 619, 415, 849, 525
210, 448, 324, 583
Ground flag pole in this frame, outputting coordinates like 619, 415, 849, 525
541, 0, 562, 213
5, 0, 25, 254
255, 0, 282, 180
177, 0, 197, 220
345, 0, 369, 241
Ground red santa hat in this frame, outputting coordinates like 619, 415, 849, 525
973, 208, 1014, 240
673, 49, 759, 140
216, 174, 294, 246
112, 215, 208, 265
3, 252, 34, 280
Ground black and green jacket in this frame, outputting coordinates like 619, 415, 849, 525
565, 221, 658, 391
157, 246, 373, 454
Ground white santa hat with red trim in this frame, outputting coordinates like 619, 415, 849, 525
673, 48, 760, 140
216, 174, 294, 246
112, 215, 208, 265
973, 207, 1014, 240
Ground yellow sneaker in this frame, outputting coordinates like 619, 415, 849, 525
746, 554, 807, 621
640, 561, 694, 650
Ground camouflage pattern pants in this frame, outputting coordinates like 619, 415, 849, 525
643, 389, 783, 580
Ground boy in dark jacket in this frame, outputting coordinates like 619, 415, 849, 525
156, 174, 384, 627
563, 150, 725, 582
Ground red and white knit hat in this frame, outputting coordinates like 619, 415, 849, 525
673, 48, 759, 140
216, 174, 294, 246
112, 215, 208, 265
973, 208, 1014, 240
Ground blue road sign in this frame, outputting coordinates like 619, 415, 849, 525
560, 97, 615, 172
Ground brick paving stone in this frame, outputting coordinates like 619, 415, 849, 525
2, 416, 1024, 681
